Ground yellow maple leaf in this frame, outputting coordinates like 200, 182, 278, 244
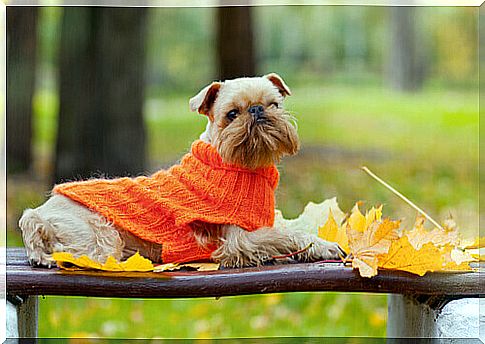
466, 248, 485, 261
347, 217, 401, 278
184, 263, 220, 271
154, 263, 180, 272
405, 215, 460, 250
462, 237, 485, 249
153, 262, 220, 272
377, 236, 443, 276
52, 251, 154, 272
102, 256, 125, 271
118, 252, 154, 272
348, 203, 366, 232
365, 205, 383, 228
347, 203, 384, 233
440, 245, 474, 272
318, 209, 350, 253
52, 252, 102, 270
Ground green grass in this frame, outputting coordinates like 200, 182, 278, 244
7, 84, 478, 338
38, 293, 387, 338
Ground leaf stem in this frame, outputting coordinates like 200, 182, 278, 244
361, 166, 444, 231
272, 242, 314, 259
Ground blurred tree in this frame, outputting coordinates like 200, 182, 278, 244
432, 8, 477, 83
216, 6, 255, 80
343, 8, 367, 72
55, 7, 147, 183
7, 7, 38, 173
387, 7, 426, 91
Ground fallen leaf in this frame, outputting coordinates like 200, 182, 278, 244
184, 263, 220, 271
153, 262, 220, 272
52, 251, 154, 272
318, 209, 350, 253
347, 203, 383, 234
440, 245, 475, 272
462, 237, 485, 249
449, 247, 476, 265
365, 205, 383, 228
348, 203, 366, 233
52, 252, 102, 270
274, 197, 346, 235
347, 213, 401, 278
466, 248, 485, 261
119, 252, 154, 272
154, 263, 180, 272
102, 255, 124, 271
406, 215, 460, 250
377, 236, 443, 276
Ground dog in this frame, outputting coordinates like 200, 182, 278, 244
19, 73, 343, 268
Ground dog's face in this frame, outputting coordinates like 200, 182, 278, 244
189, 73, 300, 169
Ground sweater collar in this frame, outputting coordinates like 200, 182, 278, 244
190, 140, 280, 189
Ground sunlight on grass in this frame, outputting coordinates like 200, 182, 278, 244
145, 85, 478, 165
39, 293, 387, 338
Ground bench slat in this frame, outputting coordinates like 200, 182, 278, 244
7, 248, 483, 299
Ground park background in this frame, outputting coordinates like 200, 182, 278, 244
6, 5, 479, 338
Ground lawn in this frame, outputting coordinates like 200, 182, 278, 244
7, 83, 478, 338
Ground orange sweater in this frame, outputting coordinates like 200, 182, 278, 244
53, 140, 279, 263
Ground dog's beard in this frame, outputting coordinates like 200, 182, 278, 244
216, 110, 300, 169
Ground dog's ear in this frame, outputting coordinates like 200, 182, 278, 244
189, 82, 222, 120
265, 73, 292, 97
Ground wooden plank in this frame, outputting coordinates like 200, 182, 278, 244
6, 248, 484, 299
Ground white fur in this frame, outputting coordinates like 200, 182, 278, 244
19, 194, 124, 266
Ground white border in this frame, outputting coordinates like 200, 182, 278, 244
1, 1, 6, 342
1, 2, 482, 341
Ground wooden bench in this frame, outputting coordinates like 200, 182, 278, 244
6, 247, 484, 339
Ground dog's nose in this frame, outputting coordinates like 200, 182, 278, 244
248, 105, 265, 119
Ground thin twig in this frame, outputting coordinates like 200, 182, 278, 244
361, 166, 444, 231
342, 253, 353, 265
272, 242, 314, 259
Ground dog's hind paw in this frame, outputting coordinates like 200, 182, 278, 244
27, 250, 56, 268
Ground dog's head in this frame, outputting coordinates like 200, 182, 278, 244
189, 73, 300, 169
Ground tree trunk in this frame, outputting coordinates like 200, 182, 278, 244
55, 7, 147, 184
7, 7, 38, 173
387, 7, 425, 92
216, 6, 256, 80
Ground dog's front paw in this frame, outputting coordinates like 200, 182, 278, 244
297, 237, 345, 262
312, 239, 345, 260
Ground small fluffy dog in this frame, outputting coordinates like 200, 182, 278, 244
19, 73, 342, 268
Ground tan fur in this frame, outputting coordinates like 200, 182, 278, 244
19, 74, 342, 268
216, 110, 299, 169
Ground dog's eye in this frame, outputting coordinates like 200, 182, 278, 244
226, 109, 239, 120
269, 102, 279, 108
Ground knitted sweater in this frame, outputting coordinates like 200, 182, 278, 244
53, 140, 279, 263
